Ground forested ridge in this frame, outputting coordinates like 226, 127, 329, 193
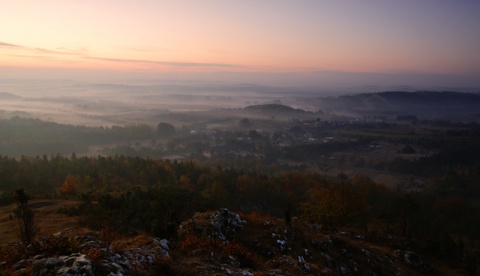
1, 154, 479, 261
0, 117, 154, 157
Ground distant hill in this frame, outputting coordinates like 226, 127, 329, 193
244, 104, 307, 113
321, 91, 480, 118
0, 92, 22, 100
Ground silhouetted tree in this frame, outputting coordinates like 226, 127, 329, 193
390, 194, 418, 237
157, 122, 176, 137
14, 189, 38, 244
284, 204, 292, 227
238, 118, 252, 128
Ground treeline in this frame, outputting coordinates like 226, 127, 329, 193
387, 141, 480, 201
1, 155, 479, 260
282, 139, 371, 161
390, 141, 480, 175
0, 117, 154, 157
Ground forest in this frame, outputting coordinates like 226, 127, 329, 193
1, 153, 479, 261
0, 117, 154, 157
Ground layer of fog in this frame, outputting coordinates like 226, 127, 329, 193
2, 78, 479, 128
0, 79, 330, 127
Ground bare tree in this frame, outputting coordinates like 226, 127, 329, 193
14, 189, 38, 244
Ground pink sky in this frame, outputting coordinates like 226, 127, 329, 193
1, 1, 479, 87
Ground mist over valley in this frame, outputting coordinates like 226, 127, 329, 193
2, 79, 479, 127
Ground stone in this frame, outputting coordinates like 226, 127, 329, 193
44, 257, 60, 268
14, 259, 29, 270
63, 256, 76, 266
56, 266, 76, 275
31, 259, 47, 271
404, 251, 423, 267
393, 249, 403, 261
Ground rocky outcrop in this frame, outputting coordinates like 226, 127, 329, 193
3, 209, 463, 275
178, 208, 247, 242
10, 234, 169, 275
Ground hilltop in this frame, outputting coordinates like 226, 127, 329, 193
0, 92, 22, 100
0, 207, 467, 275
244, 104, 308, 113
321, 91, 480, 118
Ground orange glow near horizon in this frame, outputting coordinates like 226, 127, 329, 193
1, 1, 479, 82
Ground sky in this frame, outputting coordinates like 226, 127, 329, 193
1, 1, 480, 88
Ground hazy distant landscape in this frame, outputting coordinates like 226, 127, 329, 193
2, 80, 479, 164
2, 79, 479, 125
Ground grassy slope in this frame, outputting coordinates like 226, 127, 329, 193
0, 200, 81, 244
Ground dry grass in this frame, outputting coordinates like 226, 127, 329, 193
0, 199, 84, 245
0, 204, 466, 275
113, 233, 157, 250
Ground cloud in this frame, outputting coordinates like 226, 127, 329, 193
1, 41, 84, 56
87, 56, 239, 68
1, 41, 239, 69
0, 41, 23, 48
34, 47, 72, 55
